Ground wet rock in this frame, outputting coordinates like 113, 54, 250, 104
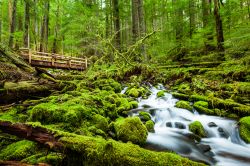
197, 144, 211, 153
142, 104, 151, 108
175, 122, 186, 129
218, 127, 229, 138
166, 122, 172, 128
208, 122, 217, 127
149, 109, 157, 116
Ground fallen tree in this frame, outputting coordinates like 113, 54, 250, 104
0, 120, 206, 166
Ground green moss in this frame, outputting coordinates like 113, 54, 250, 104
58, 133, 205, 166
114, 117, 148, 145
208, 97, 250, 117
126, 88, 140, 98
92, 114, 109, 132
129, 101, 139, 109
145, 120, 155, 132
177, 83, 191, 94
139, 111, 151, 121
193, 102, 214, 115
239, 116, 250, 143
172, 92, 189, 100
175, 100, 192, 111
189, 95, 208, 102
157, 90, 165, 98
22, 153, 45, 164
189, 121, 206, 138
0, 140, 36, 160
195, 101, 208, 108
37, 153, 63, 165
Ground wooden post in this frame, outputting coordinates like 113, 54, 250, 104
68, 59, 71, 68
51, 54, 55, 66
28, 49, 32, 64
85, 58, 88, 69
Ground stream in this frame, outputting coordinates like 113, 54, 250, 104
128, 85, 250, 166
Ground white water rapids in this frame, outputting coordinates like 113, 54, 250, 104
129, 85, 250, 166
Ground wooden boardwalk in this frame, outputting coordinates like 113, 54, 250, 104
19, 48, 89, 70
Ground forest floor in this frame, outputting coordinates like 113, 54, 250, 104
0, 47, 249, 165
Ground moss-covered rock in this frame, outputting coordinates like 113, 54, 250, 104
239, 116, 250, 143
175, 100, 192, 111
189, 95, 208, 102
157, 90, 165, 98
189, 121, 206, 138
139, 111, 151, 121
0, 140, 36, 160
114, 117, 148, 145
193, 101, 214, 115
145, 120, 155, 132
125, 88, 140, 98
172, 92, 189, 100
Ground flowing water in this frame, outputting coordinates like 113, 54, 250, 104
129, 85, 250, 166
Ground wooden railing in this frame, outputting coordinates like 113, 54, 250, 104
19, 48, 89, 70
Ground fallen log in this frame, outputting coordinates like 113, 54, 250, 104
0, 121, 205, 166
0, 121, 64, 151
0, 160, 49, 166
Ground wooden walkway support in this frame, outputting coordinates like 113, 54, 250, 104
19, 48, 89, 70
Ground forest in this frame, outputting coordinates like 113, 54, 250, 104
0, 0, 250, 165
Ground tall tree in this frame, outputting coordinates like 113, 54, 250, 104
24, 0, 30, 48
189, 0, 195, 38
0, 1, 2, 42
8, 0, 17, 48
52, 1, 60, 53
112, 0, 121, 49
213, 0, 224, 51
40, 0, 50, 52
132, 0, 139, 42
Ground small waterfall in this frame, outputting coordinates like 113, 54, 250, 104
130, 85, 250, 166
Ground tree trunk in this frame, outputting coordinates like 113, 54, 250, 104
138, 0, 146, 60
132, 0, 139, 42
9, 0, 17, 48
0, 1, 2, 42
112, 0, 121, 50
34, 0, 39, 50
173, 0, 183, 42
213, 0, 224, 52
24, 0, 30, 48
105, 0, 111, 38
40, 1, 49, 52
52, 2, 60, 53
189, 0, 195, 38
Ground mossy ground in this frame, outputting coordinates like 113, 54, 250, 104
0, 50, 249, 165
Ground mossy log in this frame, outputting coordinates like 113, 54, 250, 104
158, 62, 222, 69
0, 121, 205, 166
0, 160, 43, 166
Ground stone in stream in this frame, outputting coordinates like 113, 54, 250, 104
218, 127, 229, 138
166, 122, 173, 128
208, 122, 217, 127
197, 144, 211, 153
174, 122, 186, 129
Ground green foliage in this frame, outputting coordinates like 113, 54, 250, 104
189, 121, 206, 138
175, 100, 193, 111
114, 117, 148, 145
0, 140, 36, 160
